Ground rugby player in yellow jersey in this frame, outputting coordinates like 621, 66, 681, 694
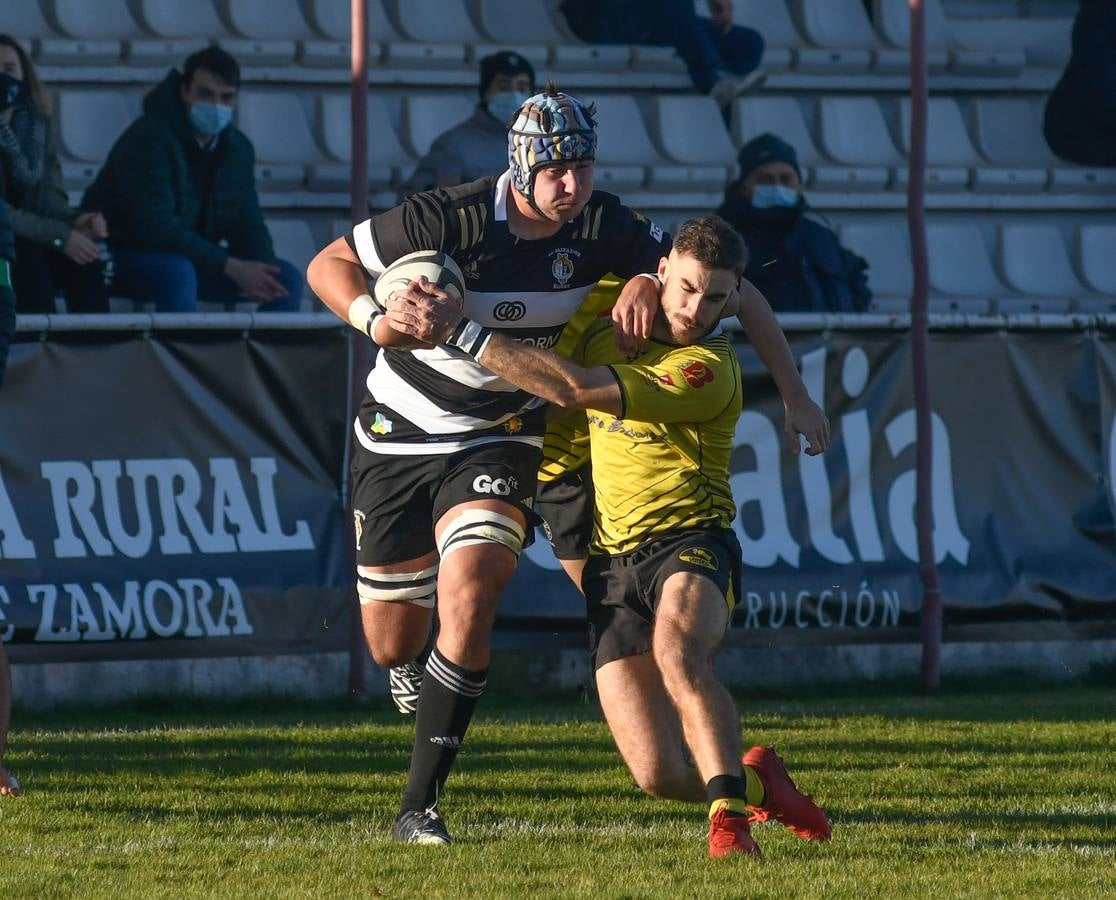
387, 215, 831, 858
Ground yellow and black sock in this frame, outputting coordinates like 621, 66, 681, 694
743, 766, 766, 807
706, 774, 748, 819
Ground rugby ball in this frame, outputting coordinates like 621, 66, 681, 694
372, 249, 466, 311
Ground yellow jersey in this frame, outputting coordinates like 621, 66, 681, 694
537, 275, 623, 484
574, 316, 743, 555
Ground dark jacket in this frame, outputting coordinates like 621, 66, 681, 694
0, 196, 15, 387
0, 112, 74, 246
718, 190, 871, 314
1043, 0, 1116, 167
82, 70, 274, 275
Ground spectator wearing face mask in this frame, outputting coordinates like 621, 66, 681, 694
398, 51, 535, 199
717, 133, 871, 313
0, 34, 108, 314
81, 47, 301, 312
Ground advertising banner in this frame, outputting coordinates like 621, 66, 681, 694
0, 320, 352, 662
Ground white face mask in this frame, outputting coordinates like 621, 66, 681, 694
750, 183, 800, 209
487, 91, 527, 125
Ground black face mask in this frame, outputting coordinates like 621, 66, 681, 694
0, 72, 25, 112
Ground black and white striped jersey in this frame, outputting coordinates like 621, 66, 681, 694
345, 169, 670, 455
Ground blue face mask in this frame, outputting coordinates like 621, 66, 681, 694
487, 91, 528, 126
750, 183, 800, 209
188, 102, 234, 137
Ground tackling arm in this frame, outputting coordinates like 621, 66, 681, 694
476, 333, 623, 415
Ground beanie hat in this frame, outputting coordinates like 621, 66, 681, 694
478, 50, 536, 99
736, 132, 801, 180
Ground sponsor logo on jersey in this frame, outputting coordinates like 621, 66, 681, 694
657, 373, 675, 386
462, 259, 480, 280
551, 252, 574, 286
370, 412, 393, 435
493, 300, 526, 321
649, 222, 664, 242
679, 547, 719, 570
513, 332, 561, 349
353, 509, 365, 550
680, 360, 714, 388
504, 415, 523, 434
472, 473, 518, 496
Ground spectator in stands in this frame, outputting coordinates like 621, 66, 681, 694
400, 51, 535, 199
0, 35, 108, 315
559, 0, 764, 110
717, 133, 871, 313
0, 197, 14, 386
1043, 0, 1116, 167
82, 47, 301, 312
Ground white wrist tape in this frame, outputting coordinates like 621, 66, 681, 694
347, 293, 382, 337
633, 272, 663, 286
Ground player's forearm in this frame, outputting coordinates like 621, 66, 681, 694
477, 334, 620, 412
736, 283, 812, 407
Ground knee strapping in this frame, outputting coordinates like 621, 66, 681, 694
437, 509, 526, 560
356, 564, 438, 608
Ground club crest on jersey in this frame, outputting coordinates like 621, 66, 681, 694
679, 547, 718, 570
680, 360, 714, 388
462, 258, 480, 280
504, 415, 524, 434
353, 510, 365, 550
551, 252, 574, 286
370, 412, 393, 435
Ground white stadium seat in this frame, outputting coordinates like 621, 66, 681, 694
926, 223, 1007, 310
237, 92, 348, 191
402, 94, 477, 159
394, 0, 484, 44
649, 96, 735, 190
470, 0, 554, 72
794, 0, 906, 72
136, 0, 294, 64
818, 97, 903, 169
307, 0, 399, 41
221, 0, 316, 40
47, 0, 142, 38
9, 3, 57, 40
1076, 225, 1116, 297
894, 97, 971, 191
839, 222, 912, 310
581, 95, 655, 193
57, 90, 133, 162
732, 96, 889, 192
318, 94, 414, 192
266, 219, 318, 308
731, 0, 801, 69
998, 224, 1086, 305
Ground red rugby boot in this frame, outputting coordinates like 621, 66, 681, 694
708, 809, 762, 858
743, 745, 831, 841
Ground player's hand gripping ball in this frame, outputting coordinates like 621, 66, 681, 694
375, 250, 466, 345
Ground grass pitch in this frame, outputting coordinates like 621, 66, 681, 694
0, 675, 1113, 899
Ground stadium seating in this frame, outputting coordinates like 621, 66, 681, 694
55, 90, 134, 188
998, 223, 1083, 313
838, 222, 913, 312
237, 91, 349, 191
10, 0, 1105, 316
925, 223, 1005, 313
317, 93, 415, 193
266, 218, 319, 307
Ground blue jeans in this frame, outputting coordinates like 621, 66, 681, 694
561, 0, 764, 93
112, 249, 303, 312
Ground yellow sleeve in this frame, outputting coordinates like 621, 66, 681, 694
554, 275, 624, 359
610, 346, 738, 424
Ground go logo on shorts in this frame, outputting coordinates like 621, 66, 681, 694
472, 473, 518, 496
